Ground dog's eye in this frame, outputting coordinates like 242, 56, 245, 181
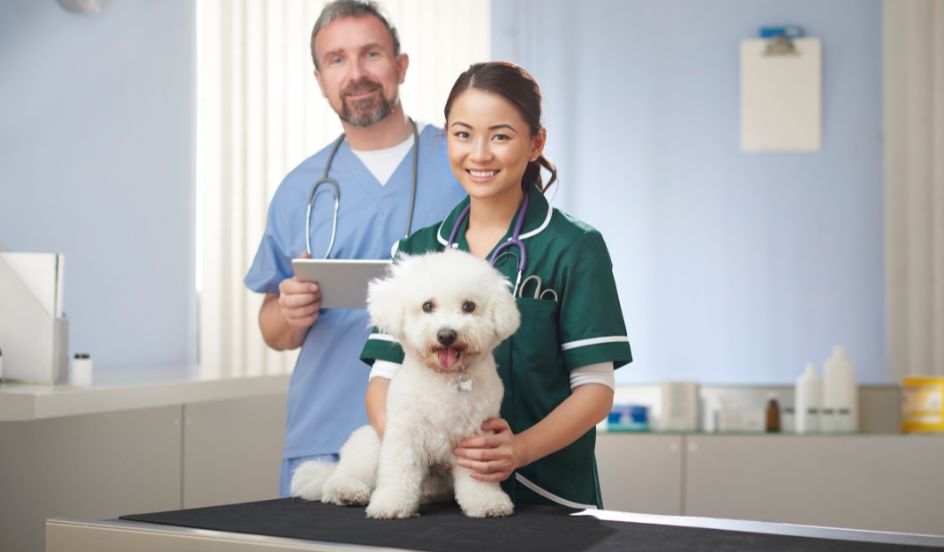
422, 301, 434, 313
462, 300, 475, 313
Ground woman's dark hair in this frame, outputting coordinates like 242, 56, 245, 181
444, 62, 558, 193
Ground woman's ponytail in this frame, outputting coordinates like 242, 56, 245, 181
523, 154, 557, 193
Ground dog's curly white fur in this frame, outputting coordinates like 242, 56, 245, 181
291, 249, 521, 519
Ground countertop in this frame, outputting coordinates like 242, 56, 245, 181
0, 367, 290, 421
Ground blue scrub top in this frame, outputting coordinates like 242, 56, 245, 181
244, 124, 465, 460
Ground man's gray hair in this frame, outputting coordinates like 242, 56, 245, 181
310, 0, 401, 69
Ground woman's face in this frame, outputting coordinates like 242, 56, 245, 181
446, 88, 545, 204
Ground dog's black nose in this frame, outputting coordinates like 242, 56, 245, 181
437, 328, 457, 346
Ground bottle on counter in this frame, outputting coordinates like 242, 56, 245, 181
782, 405, 796, 433
71, 353, 93, 388
765, 394, 781, 433
823, 346, 858, 432
795, 363, 822, 434
0, 345, 4, 382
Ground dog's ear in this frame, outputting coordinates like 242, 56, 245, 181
366, 255, 410, 340
487, 276, 521, 342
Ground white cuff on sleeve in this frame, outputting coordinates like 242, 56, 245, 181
570, 362, 615, 390
369, 360, 402, 381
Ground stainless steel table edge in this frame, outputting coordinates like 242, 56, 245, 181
46, 511, 944, 551
45, 518, 414, 552
573, 510, 944, 548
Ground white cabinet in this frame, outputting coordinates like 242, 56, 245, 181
596, 433, 683, 514
684, 434, 944, 535
596, 433, 944, 535
0, 394, 286, 552
0, 406, 183, 552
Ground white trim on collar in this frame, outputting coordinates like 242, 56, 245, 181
435, 200, 554, 246
520, 203, 553, 239
436, 218, 450, 246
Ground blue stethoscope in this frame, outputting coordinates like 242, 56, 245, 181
446, 191, 538, 298
305, 119, 419, 258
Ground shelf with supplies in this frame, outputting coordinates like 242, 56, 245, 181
602, 382, 915, 435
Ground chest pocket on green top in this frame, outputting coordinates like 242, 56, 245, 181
508, 297, 568, 430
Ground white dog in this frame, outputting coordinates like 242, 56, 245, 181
291, 249, 521, 519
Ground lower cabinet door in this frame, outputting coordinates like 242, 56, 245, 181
684, 434, 944, 534
595, 433, 683, 515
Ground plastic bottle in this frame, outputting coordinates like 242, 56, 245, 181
795, 363, 821, 434
782, 405, 796, 433
0, 345, 4, 382
823, 346, 858, 432
71, 353, 93, 388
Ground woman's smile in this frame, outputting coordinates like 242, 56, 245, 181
466, 169, 500, 182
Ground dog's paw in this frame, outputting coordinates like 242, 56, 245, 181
322, 473, 371, 506
457, 488, 514, 518
290, 461, 336, 501
365, 489, 419, 519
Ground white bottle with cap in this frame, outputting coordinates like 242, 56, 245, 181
823, 346, 858, 432
71, 353, 93, 388
794, 363, 822, 434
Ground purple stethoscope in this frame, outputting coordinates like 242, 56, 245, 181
446, 192, 530, 296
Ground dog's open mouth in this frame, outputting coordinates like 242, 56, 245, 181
432, 345, 468, 371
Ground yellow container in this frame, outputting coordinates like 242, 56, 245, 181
901, 377, 944, 433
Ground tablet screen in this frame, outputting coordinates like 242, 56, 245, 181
290, 259, 391, 309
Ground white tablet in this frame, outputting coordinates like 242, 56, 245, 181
291, 258, 391, 309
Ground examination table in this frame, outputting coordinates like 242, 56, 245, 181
46, 498, 944, 551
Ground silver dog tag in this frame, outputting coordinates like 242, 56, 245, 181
457, 375, 472, 392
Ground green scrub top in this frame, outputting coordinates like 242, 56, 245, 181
360, 183, 632, 509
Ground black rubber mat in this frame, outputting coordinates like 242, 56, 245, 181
121, 498, 939, 551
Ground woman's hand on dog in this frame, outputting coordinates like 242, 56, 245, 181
454, 418, 527, 482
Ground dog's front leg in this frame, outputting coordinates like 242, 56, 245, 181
365, 427, 424, 519
452, 466, 514, 518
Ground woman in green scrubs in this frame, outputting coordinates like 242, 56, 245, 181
361, 62, 632, 510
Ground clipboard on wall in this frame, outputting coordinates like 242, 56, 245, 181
740, 36, 822, 152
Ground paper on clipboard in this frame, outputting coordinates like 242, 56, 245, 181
740, 37, 821, 152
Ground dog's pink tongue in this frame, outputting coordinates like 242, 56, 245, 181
438, 347, 458, 369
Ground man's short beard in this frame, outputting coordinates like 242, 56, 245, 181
340, 94, 395, 127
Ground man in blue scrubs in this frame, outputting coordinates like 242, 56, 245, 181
244, 0, 464, 497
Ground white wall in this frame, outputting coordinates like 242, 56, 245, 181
0, 0, 887, 384
0, 0, 197, 371
493, 0, 885, 384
